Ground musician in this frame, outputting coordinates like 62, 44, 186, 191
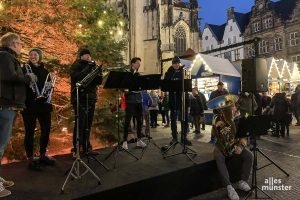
70, 48, 102, 155
164, 56, 191, 146
21, 48, 55, 171
0, 32, 28, 197
212, 100, 253, 200
122, 57, 147, 150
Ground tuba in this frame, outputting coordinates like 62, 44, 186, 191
207, 95, 239, 110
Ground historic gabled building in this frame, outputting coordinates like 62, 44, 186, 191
244, 0, 300, 68
107, 0, 201, 74
202, 7, 250, 62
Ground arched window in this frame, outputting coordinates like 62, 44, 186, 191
174, 26, 187, 56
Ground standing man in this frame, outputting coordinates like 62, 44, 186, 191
0, 32, 28, 197
164, 56, 191, 146
70, 48, 103, 154
122, 57, 147, 150
22, 48, 55, 171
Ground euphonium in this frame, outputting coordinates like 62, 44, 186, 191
24, 63, 40, 97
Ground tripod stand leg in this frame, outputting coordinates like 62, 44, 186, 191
161, 141, 178, 157
79, 159, 101, 185
104, 145, 119, 160
244, 186, 273, 200
257, 148, 289, 176
87, 153, 109, 171
61, 159, 78, 192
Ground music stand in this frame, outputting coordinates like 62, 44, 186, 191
136, 74, 162, 159
103, 71, 139, 167
236, 115, 289, 200
160, 78, 197, 164
61, 80, 101, 193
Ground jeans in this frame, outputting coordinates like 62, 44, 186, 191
0, 109, 16, 160
214, 147, 253, 187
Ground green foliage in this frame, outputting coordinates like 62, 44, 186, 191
69, 0, 127, 65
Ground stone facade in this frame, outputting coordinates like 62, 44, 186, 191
244, 0, 300, 68
108, 0, 201, 74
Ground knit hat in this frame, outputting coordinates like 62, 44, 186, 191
29, 48, 43, 61
78, 48, 91, 57
172, 56, 181, 64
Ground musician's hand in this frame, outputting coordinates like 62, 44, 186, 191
234, 145, 243, 155
215, 121, 225, 128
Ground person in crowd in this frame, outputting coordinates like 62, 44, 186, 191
161, 92, 170, 127
208, 82, 229, 144
164, 56, 191, 146
254, 92, 262, 115
22, 48, 55, 171
190, 88, 204, 134
261, 92, 271, 112
199, 90, 207, 130
270, 92, 289, 137
149, 90, 159, 128
0, 32, 30, 198
236, 92, 258, 118
141, 90, 152, 138
212, 100, 253, 200
291, 84, 300, 126
70, 48, 103, 155
122, 57, 147, 150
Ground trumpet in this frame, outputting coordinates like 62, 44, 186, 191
24, 63, 40, 97
37, 72, 56, 103
101, 66, 124, 76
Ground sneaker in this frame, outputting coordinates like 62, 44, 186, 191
136, 139, 147, 148
0, 183, 11, 198
39, 155, 55, 166
227, 185, 239, 200
122, 141, 128, 150
237, 180, 251, 192
0, 177, 14, 188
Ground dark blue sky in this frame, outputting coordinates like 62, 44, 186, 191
198, 0, 280, 30
199, 0, 254, 30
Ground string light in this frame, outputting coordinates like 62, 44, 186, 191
97, 20, 104, 27
109, 30, 113, 35
78, 24, 83, 28
0, 2, 4, 11
103, 10, 107, 14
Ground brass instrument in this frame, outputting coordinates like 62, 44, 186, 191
24, 63, 56, 103
101, 66, 124, 76
207, 94, 239, 110
37, 72, 56, 103
24, 63, 40, 97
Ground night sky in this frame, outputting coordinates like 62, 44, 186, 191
198, 0, 280, 30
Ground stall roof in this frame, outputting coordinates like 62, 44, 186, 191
182, 54, 240, 78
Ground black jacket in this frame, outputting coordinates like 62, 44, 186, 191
70, 59, 102, 104
164, 66, 189, 110
124, 71, 143, 104
0, 47, 26, 108
270, 93, 289, 121
22, 62, 53, 113
190, 94, 204, 115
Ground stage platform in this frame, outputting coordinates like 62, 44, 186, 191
2, 138, 242, 200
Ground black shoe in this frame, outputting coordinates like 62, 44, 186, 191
39, 156, 55, 166
181, 139, 192, 146
145, 135, 152, 139
28, 160, 42, 171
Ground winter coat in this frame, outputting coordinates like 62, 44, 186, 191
70, 59, 102, 104
149, 93, 159, 111
270, 93, 289, 122
164, 66, 190, 110
141, 90, 152, 110
237, 94, 258, 117
124, 71, 143, 104
190, 94, 204, 116
22, 62, 53, 113
0, 47, 26, 108
209, 89, 229, 101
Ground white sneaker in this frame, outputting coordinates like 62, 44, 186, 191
237, 180, 251, 192
0, 183, 11, 198
0, 177, 14, 188
227, 185, 239, 200
137, 139, 147, 148
122, 141, 128, 150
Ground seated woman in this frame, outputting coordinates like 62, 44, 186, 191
211, 98, 253, 200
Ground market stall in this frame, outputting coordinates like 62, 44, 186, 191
181, 53, 241, 100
